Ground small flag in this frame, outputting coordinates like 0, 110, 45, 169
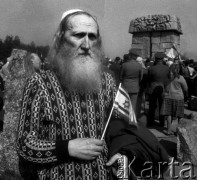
101, 83, 137, 140
114, 84, 137, 125
165, 48, 178, 59
172, 43, 182, 61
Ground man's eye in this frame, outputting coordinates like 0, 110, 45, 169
88, 34, 97, 40
74, 33, 85, 39
73, 33, 97, 40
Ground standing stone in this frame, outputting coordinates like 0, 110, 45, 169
129, 14, 182, 58
177, 119, 197, 166
0, 49, 33, 179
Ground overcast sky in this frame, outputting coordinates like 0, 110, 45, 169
1, 0, 197, 59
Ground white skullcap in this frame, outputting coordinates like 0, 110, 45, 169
60, 9, 83, 22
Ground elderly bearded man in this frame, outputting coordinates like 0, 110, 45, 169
16, 9, 128, 180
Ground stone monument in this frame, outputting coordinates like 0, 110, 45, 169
129, 14, 182, 58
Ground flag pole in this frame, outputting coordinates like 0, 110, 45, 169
101, 83, 121, 140
101, 103, 115, 140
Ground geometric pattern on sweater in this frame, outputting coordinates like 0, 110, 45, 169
17, 70, 117, 180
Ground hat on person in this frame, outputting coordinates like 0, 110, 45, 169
60, 9, 83, 22
130, 48, 140, 57
123, 54, 130, 62
154, 52, 167, 60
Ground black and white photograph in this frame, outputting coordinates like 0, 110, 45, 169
0, 0, 197, 179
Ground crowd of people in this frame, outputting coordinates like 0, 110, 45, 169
0, 8, 196, 180
108, 50, 196, 136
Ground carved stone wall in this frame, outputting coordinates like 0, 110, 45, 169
0, 49, 34, 179
129, 15, 182, 58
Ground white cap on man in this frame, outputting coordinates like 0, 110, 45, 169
60, 9, 83, 22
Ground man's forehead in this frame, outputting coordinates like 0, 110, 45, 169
68, 14, 98, 32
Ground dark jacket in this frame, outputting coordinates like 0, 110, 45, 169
148, 62, 170, 93
109, 62, 121, 87
106, 118, 169, 178
120, 60, 142, 93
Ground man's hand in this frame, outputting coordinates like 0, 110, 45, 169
106, 153, 122, 166
68, 138, 104, 160
106, 153, 122, 177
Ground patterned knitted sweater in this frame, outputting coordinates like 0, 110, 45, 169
17, 70, 117, 180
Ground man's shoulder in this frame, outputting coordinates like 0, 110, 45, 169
179, 75, 186, 81
110, 63, 121, 70
121, 62, 127, 68
130, 60, 141, 67
27, 70, 55, 85
27, 72, 42, 83
39, 69, 54, 78
101, 70, 117, 86
102, 70, 114, 80
161, 65, 170, 73
151, 64, 168, 70
122, 61, 137, 66
149, 64, 157, 69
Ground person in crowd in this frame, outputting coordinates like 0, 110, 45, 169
145, 58, 154, 69
147, 52, 170, 127
136, 56, 146, 69
182, 59, 196, 105
166, 59, 174, 68
163, 57, 168, 65
16, 9, 170, 180
136, 56, 148, 118
173, 56, 185, 76
120, 50, 143, 115
188, 59, 197, 78
161, 63, 188, 135
189, 59, 195, 67
122, 53, 130, 63
182, 59, 191, 81
109, 56, 121, 87
29, 53, 42, 73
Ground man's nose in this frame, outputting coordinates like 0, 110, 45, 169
81, 36, 90, 50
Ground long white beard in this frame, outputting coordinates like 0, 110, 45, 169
52, 44, 104, 93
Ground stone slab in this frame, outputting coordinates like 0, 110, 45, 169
177, 119, 197, 166
130, 43, 144, 49
0, 49, 34, 179
129, 14, 182, 34
152, 43, 162, 52
132, 32, 150, 44
161, 31, 180, 43
161, 42, 174, 49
